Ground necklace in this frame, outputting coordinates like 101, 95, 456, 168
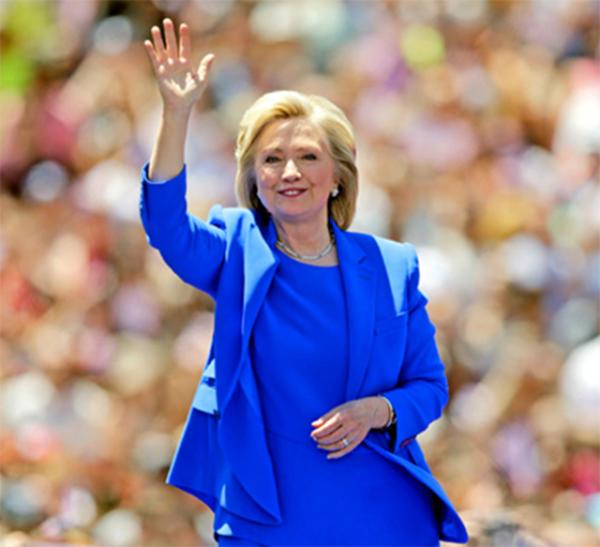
276, 227, 335, 261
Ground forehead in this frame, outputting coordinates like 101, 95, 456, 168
256, 117, 328, 151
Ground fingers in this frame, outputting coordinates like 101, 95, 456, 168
323, 433, 361, 460
311, 412, 343, 439
146, 20, 214, 79
196, 53, 215, 83
163, 18, 178, 59
317, 426, 359, 448
311, 411, 361, 459
315, 421, 359, 447
179, 23, 191, 62
311, 400, 373, 459
150, 25, 166, 63
143, 40, 159, 72
147, 19, 181, 65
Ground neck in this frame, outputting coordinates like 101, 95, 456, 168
273, 218, 332, 257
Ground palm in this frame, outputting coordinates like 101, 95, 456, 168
158, 62, 199, 101
144, 19, 214, 111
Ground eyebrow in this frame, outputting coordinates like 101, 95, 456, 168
261, 146, 319, 154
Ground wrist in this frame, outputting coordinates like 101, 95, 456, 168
369, 396, 392, 429
376, 395, 396, 429
161, 105, 192, 125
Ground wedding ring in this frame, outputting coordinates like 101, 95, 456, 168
341, 437, 349, 448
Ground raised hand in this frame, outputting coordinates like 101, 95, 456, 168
144, 18, 214, 114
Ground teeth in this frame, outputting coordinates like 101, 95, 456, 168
282, 190, 302, 196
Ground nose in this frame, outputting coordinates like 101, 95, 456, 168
282, 159, 301, 181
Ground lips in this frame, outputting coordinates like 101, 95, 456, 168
278, 188, 307, 197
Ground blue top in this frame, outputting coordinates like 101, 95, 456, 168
252, 249, 348, 441
213, 249, 440, 545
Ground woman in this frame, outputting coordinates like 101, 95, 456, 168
141, 18, 468, 546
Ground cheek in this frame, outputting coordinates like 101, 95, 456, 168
255, 169, 275, 191
315, 164, 336, 189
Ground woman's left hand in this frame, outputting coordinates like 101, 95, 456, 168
310, 396, 390, 459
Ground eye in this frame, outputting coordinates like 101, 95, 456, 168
264, 155, 281, 164
302, 153, 317, 160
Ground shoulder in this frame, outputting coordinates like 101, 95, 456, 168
206, 206, 272, 259
346, 231, 427, 311
344, 231, 425, 311
345, 230, 418, 269
207, 205, 258, 232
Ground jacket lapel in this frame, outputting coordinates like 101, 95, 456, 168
332, 222, 377, 401
241, 218, 280, 353
218, 213, 283, 522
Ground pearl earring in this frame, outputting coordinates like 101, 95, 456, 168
331, 187, 339, 198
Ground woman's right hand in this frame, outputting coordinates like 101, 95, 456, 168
144, 18, 215, 115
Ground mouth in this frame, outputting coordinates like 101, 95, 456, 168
278, 188, 307, 198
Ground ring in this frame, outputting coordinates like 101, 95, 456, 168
341, 437, 349, 448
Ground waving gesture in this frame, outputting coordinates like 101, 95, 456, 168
144, 18, 214, 113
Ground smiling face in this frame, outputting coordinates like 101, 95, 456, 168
253, 117, 338, 229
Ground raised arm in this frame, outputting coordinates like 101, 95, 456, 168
140, 19, 225, 298
144, 18, 215, 180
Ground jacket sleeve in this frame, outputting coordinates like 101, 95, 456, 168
139, 162, 226, 299
381, 243, 449, 453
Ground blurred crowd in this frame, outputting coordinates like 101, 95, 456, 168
1, 0, 599, 545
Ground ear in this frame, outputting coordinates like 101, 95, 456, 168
331, 176, 342, 197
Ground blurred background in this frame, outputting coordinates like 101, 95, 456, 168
1, 0, 599, 545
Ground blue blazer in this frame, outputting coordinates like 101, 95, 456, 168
140, 163, 468, 543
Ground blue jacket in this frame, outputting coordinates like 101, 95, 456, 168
139, 163, 468, 543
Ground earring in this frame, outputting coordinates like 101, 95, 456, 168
331, 186, 339, 198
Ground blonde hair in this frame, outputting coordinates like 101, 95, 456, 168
234, 90, 358, 230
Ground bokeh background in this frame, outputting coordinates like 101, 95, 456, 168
1, 0, 599, 545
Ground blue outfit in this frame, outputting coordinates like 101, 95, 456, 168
214, 251, 439, 544
139, 162, 469, 545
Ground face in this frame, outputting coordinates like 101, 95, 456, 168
253, 117, 337, 229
